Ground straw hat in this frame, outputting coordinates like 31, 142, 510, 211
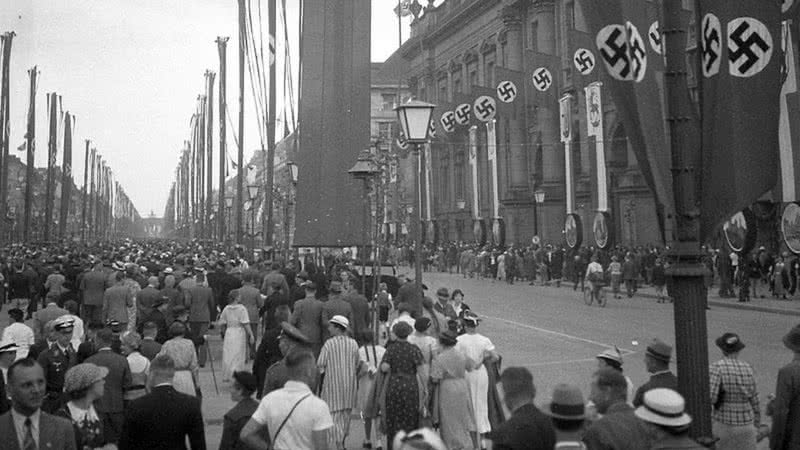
634, 388, 692, 428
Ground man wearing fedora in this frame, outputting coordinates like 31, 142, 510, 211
709, 332, 760, 450
633, 338, 678, 408
769, 323, 800, 450
544, 383, 587, 449
634, 388, 705, 449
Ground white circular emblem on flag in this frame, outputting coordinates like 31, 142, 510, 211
473, 96, 497, 122
701, 14, 722, 78
454, 103, 471, 125
440, 111, 456, 133
727, 17, 773, 78
573, 48, 596, 75
532, 67, 553, 91
428, 119, 436, 138
625, 21, 648, 82
648, 21, 662, 54
596, 24, 632, 81
496, 80, 517, 103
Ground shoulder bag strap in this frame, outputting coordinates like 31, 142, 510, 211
271, 393, 312, 446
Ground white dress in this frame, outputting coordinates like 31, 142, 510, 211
219, 303, 249, 381
456, 332, 495, 434
356, 344, 386, 412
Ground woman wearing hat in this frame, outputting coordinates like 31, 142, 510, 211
380, 321, 425, 450
709, 332, 761, 450
157, 321, 200, 396
456, 311, 499, 448
55, 362, 114, 450
430, 330, 473, 450
218, 291, 255, 382
120, 331, 149, 401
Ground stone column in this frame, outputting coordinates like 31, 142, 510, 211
500, 5, 528, 188
534, 0, 563, 184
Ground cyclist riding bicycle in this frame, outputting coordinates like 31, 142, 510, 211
584, 254, 605, 304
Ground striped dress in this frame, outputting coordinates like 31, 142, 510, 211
318, 335, 360, 412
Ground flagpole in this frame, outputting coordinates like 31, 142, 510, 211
23, 67, 36, 243
264, 0, 278, 255
236, 0, 246, 246
0, 32, 15, 243
662, 0, 712, 442
59, 113, 72, 239
81, 139, 89, 242
217, 37, 229, 243
205, 71, 216, 241
44, 93, 58, 242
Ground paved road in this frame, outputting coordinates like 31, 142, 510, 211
3, 272, 794, 448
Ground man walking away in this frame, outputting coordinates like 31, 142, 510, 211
85, 328, 132, 444
770, 323, 800, 450
488, 366, 555, 450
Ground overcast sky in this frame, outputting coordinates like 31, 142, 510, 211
0, 0, 411, 217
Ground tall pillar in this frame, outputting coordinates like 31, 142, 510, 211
500, 5, 529, 189
534, 0, 563, 184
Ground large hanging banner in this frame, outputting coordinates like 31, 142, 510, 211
699, 0, 781, 240
585, 82, 608, 211
559, 94, 574, 214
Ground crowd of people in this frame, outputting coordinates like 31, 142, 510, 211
0, 239, 796, 450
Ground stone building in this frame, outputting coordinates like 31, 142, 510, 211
380, 0, 666, 248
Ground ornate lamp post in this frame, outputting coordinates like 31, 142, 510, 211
395, 99, 435, 292
534, 188, 545, 241
349, 149, 380, 295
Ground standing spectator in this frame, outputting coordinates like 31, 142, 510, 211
44, 265, 67, 305
8, 262, 34, 319
252, 306, 290, 399
635, 388, 705, 449
260, 323, 312, 398
38, 316, 78, 413
608, 256, 622, 299
488, 367, 555, 450
235, 270, 264, 343
318, 316, 361, 450
121, 331, 150, 401
186, 272, 215, 367
342, 285, 370, 343
290, 281, 325, 356
622, 253, 637, 298
456, 311, 499, 448
33, 300, 69, 341
80, 261, 108, 324
219, 371, 259, 450
55, 362, 114, 449
652, 258, 668, 303
407, 317, 437, 388
159, 273, 183, 324
62, 301, 84, 352
136, 276, 162, 328
0, 341, 17, 414
432, 287, 456, 320
709, 332, 760, 450
207, 261, 243, 320
218, 292, 255, 382
583, 368, 650, 450
772, 255, 790, 300
770, 323, 800, 450
119, 354, 206, 450
158, 322, 200, 397
633, 338, 677, 407
381, 322, 425, 448
2, 308, 34, 360
240, 349, 333, 450
0, 358, 77, 450
356, 331, 386, 450
544, 384, 587, 449
84, 328, 132, 444
595, 348, 635, 405
321, 282, 353, 340
718, 247, 734, 298
430, 330, 473, 450
139, 321, 163, 360
102, 272, 133, 330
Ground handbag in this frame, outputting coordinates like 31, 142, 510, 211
270, 393, 311, 448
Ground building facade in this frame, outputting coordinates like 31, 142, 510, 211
380, 0, 666, 248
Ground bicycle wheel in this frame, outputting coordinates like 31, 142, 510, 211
583, 286, 593, 305
597, 287, 607, 307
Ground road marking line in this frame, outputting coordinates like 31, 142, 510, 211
483, 314, 637, 355
527, 357, 600, 367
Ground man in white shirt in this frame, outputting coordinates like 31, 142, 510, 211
1, 308, 35, 360
240, 349, 333, 450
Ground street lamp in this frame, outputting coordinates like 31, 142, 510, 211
534, 188, 545, 239
395, 99, 435, 292
349, 149, 381, 295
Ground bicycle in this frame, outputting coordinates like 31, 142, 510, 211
583, 281, 607, 307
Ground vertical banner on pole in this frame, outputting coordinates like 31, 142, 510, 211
585, 82, 607, 211
424, 143, 432, 221
487, 119, 499, 218
469, 125, 479, 218
560, 94, 574, 214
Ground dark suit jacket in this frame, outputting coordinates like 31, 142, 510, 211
186, 285, 215, 323
219, 398, 259, 450
0, 409, 77, 450
770, 358, 800, 450
119, 385, 206, 450
85, 349, 132, 413
583, 402, 651, 450
344, 292, 370, 339
489, 403, 556, 450
291, 296, 325, 345
633, 371, 678, 407
0, 373, 9, 414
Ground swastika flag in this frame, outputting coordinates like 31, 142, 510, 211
700, 0, 782, 240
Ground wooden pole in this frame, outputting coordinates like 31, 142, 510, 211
206, 71, 216, 240
81, 139, 89, 242
661, 0, 712, 441
88, 148, 95, 240
44, 93, 58, 242
59, 113, 72, 239
198, 95, 206, 240
264, 0, 277, 250
0, 32, 14, 243
23, 67, 36, 242
237, 0, 246, 245
217, 37, 229, 243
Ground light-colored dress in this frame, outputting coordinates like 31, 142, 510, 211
456, 332, 495, 434
432, 346, 475, 450
218, 303, 250, 381
356, 344, 386, 413
158, 336, 198, 396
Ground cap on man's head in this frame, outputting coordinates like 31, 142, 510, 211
436, 287, 449, 298
544, 383, 586, 420
646, 338, 672, 363
329, 315, 350, 330
53, 316, 75, 332
232, 371, 258, 393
